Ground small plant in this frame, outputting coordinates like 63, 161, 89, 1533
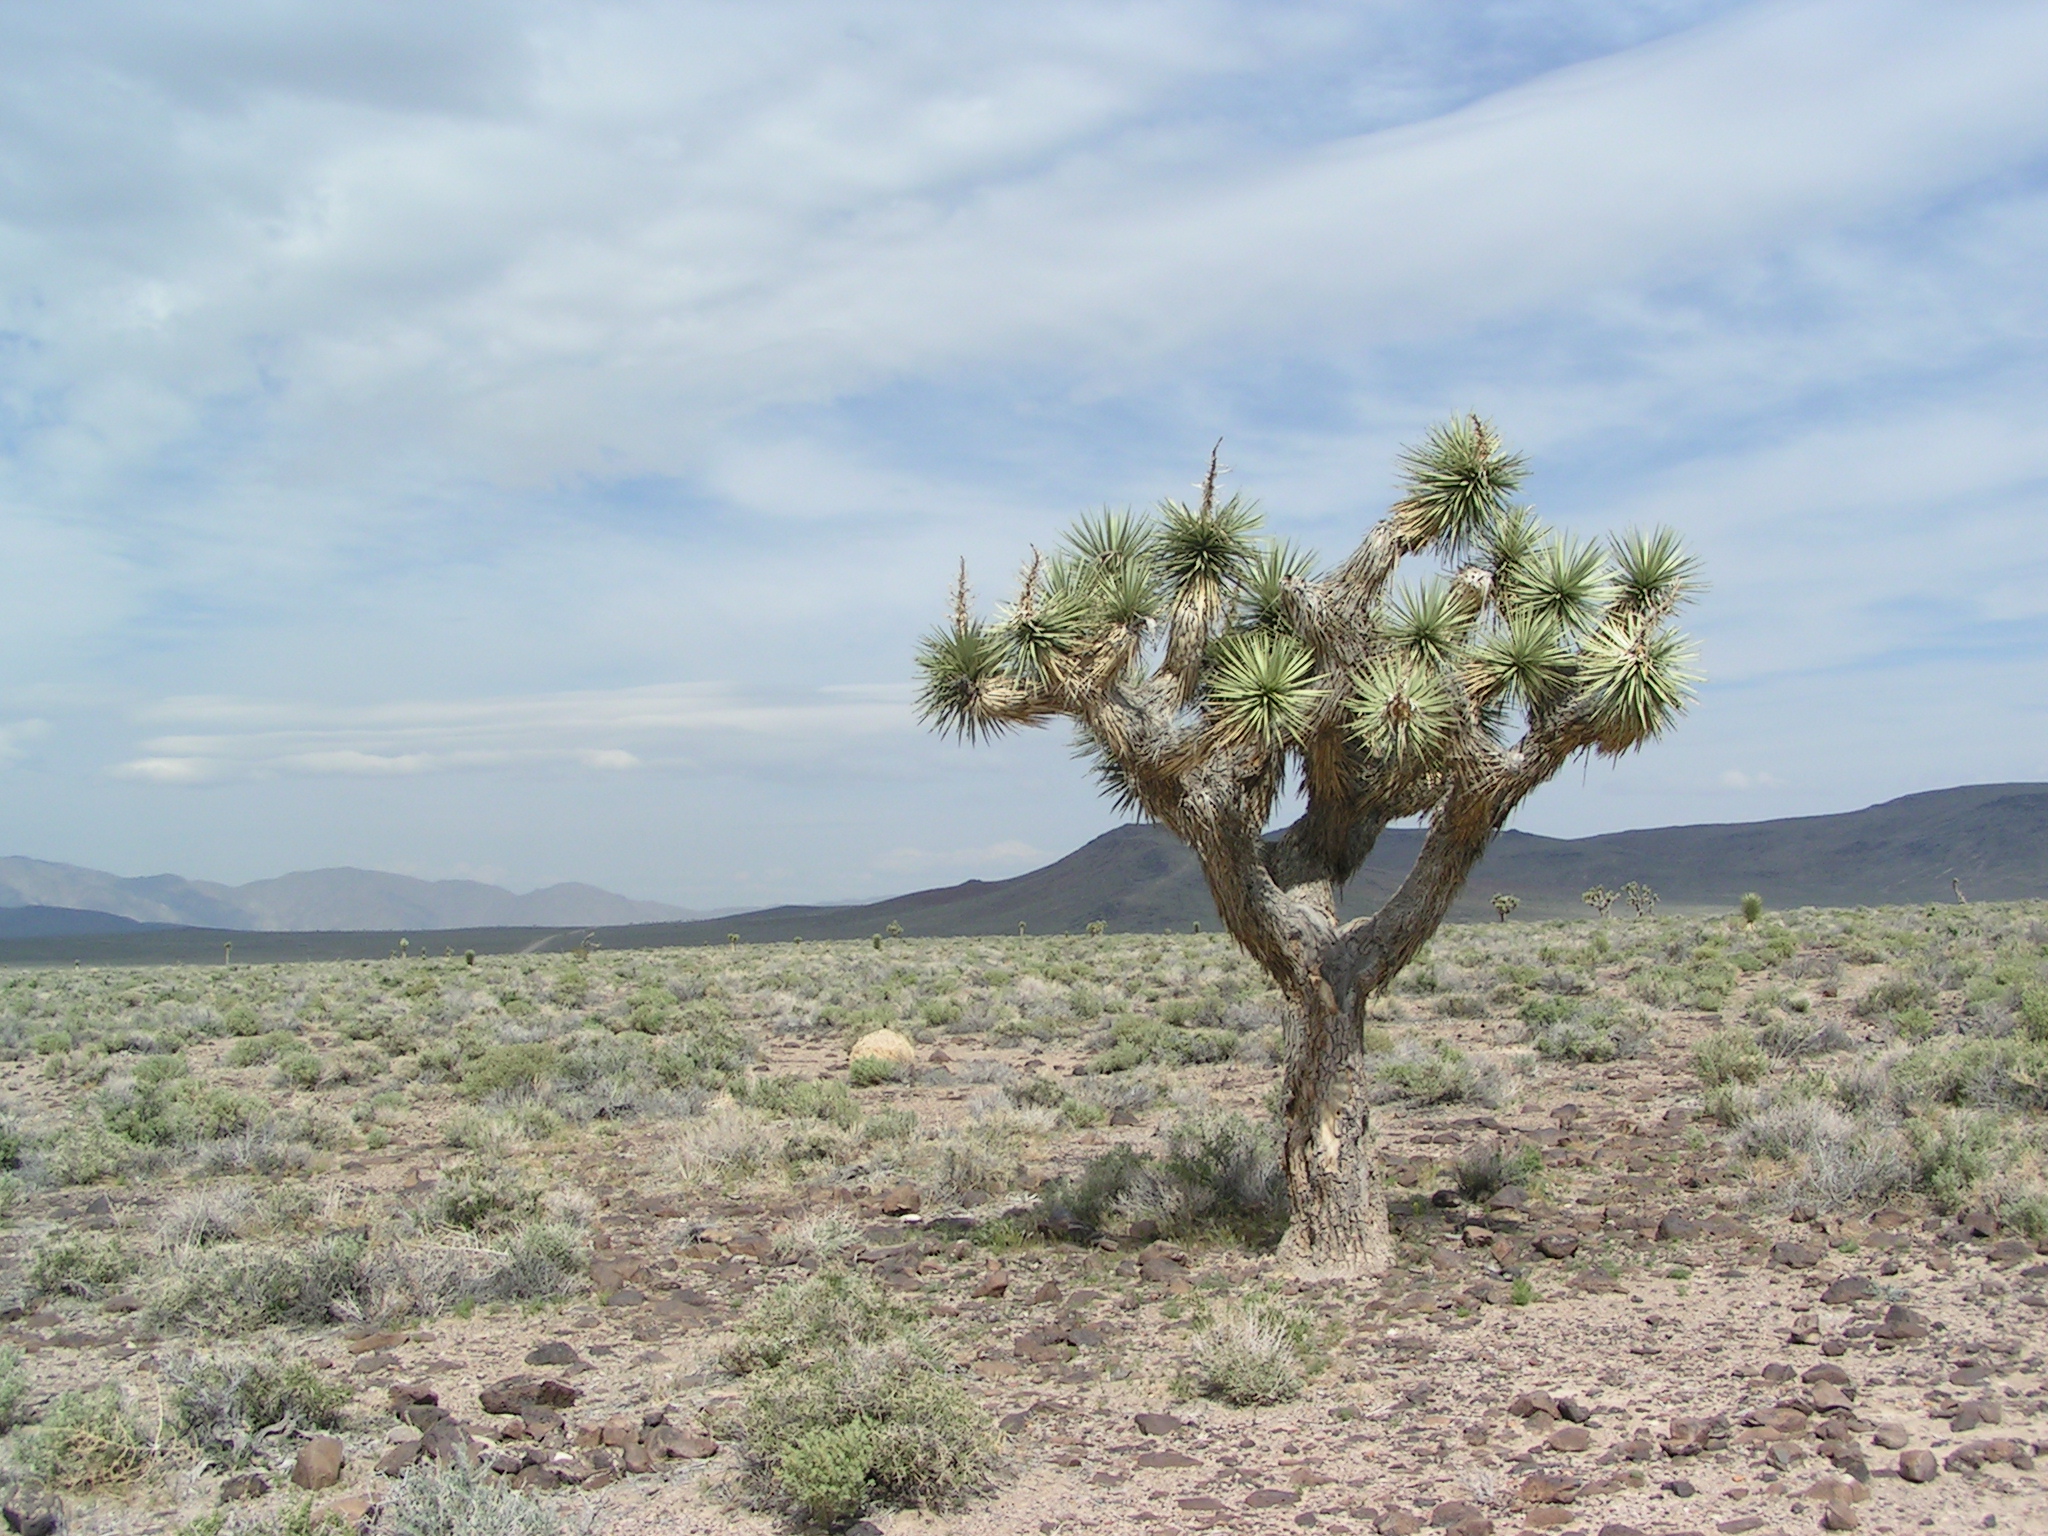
19, 1385, 157, 1489
0, 1344, 28, 1431
167, 1348, 350, 1468
1193, 1303, 1304, 1406
1508, 1277, 1536, 1306
386, 1458, 561, 1536
27, 1232, 133, 1299
850, 1055, 909, 1088
1491, 893, 1520, 923
1740, 892, 1764, 924
1693, 1027, 1768, 1086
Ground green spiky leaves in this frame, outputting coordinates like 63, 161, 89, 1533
1156, 493, 1262, 599
1385, 580, 1480, 668
1392, 416, 1527, 556
1205, 631, 1325, 752
914, 622, 1027, 742
1578, 618, 1699, 753
1609, 527, 1701, 616
1347, 655, 1457, 773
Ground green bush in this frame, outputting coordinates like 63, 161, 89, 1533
28, 1232, 134, 1299
168, 1348, 349, 1467
459, 1042, 559, 1099
0, 1344, 28, 1431
1894, 1037, 2048, 1110
726, 1270, 914, 1375
740, 1339, 997, 1522
1366, 1038, 1501, 1106
1041, 1145, 1149, 1233
386, 1459, 561, 1536
746, 1074, 860, 1126
19, 1385, 156, 1488
1909, 1112, 2000, 1210
1692, 1028, 1768, 1086
1083, 1016, 1237, 1074
850, 1055, 907, 1088
150, 1233, 373, 1334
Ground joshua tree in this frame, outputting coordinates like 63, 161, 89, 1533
1740, 892, 1763, 924
916, 418, 1698, 1273
1582, 885, 1618, 920
1491, 893, 1520, 923
1622, 880, 1659, 917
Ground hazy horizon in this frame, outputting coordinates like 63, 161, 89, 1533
2, 2, 2045, 909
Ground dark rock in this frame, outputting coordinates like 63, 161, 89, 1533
1656, 1212, 1701, 1241
1029, 1280, 1061, 1305
1821, 1276, 1876, 1305
1660, 1478, 1696, 1497
1246, 1488, 1299, 1508
375, 1442, 422, 1477
1761, 1362, 1796, 1383
4, 1487, 62, 1536
1803, 1362, 1852, 1386
1770, 1240, 1823, 1268
1899, 1448, 1938, 1482
876, 1184, 921, 1216
1508, 1391, 1560, 1420
1871, 1422, 1909, 1449
293, 1437, 345, 1491
1429, 1501, 1481, 1527
1489, 1186, 1527, 1211
971, 1269, 1010, 1299
1533, 1234, 1579, 1260
1873, 1304, 1928, 1340
1557, 1398, 1592, 1424
1516, 1471, 1576, 1504
389, 1383, 440, 1410
525, 1341, 583, 1367
1134, 1413, 1183, 1436
1987, 1238, 2034, 1264
218, 1474, 270, 1504
1108, 1108, 1140, 1127
1136, 1450, 1199, 1469
1548, 1425, 1591, 1452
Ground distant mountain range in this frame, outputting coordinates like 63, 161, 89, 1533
0, 857, 699, 934
1, 783, 2042, 964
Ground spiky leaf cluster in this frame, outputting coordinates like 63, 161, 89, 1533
916, 417, 1699, 818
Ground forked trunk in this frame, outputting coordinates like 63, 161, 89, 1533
1274, 970, 1392, 1277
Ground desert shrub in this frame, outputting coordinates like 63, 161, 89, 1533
740, 1339, 998, 1523
774, 1211, 863, 1265
1454, 1140, 1542, 1203
1083, 1016, 1237, 1074
459, 1042, 559, 1100
1909, 1112, 2001, 1210
726, 1269, 995, 1521
149, 1232, 373, 1334
1755, 1015, 1855, 1059
1145, 1109, 1285, 1241
1432, 993, 1487, 1019
1366, 1038, 1505, 1106
850, 1055, 909, 1088
1853, 976, 1937, 1022
419, 1165, 540, 1235
386, 1459, 561, 1536
27, 1232, 134, 1299
1192, 1304, 1304, 1407
673, 1104, 781, 1185
726, 1269, 914, 1375
1693, 1028, 1768, 1087
18, 1385, 157, 1488
476, 1222, 586, 1302
167, 1348, 349, 1468
745, 1075, 860, 1127
2018, 985, 2048, 1042
1893, 1037, 2048, 1110
1522, 997, 1653, 1062
28, 1116, 128, 1186
227, 1031, 298, 1068
1732, 1097, 1910, 1210
1040, 1145, 1148, 1234
0, 1344, 28, 1432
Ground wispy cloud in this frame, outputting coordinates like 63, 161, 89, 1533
111, 684, 915, 783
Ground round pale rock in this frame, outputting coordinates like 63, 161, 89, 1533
292, 1436, 345, 1491
849, 1029, 916, 1067
1898, 1447, 1938, 1483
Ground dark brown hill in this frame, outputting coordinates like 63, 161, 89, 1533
5, 784, 2041, 965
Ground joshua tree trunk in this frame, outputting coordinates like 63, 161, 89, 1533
1274, 965, 1389, 1273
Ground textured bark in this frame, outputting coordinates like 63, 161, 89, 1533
1273, 968, 1390, 1275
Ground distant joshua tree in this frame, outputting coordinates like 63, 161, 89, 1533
1085, 920, 1107, 937
1582, 885, 1618, 920
1491, 893, 1520, 922
1623, 880, 1659, 917
917, 419, 1699, 1273
1740, 892, 1763, 924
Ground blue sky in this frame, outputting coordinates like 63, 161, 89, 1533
1, 0, 2045, 909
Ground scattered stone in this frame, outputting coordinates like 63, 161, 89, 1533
1656, 1212, 1701, 1241
524, 1341, 583, 1367
1516, 1471, 1577, 1504
875, 1183, 921, 1216
1660, 1479, 1696, 1498
1556, 1398, 1592, 1424
1108, 1108, 1140, 1127
1820, 1276, 1876, 1305
1489, 1186, 1527, 1211
1136, 1450, 1199, 1469
1770, 1240, 1823, 1268
293, 1437, 345, 1491
1872, 1422, 1909, 1449
1899, 1448, 1939, 1482
2, 1485, 60, 1536
646, 1426, 718, 1459
1803, 1362, 1852, 1387
1534, 1234, 1579, 1259
1428, 1501, 1482, 1527
375, 1442, 422, 1477
1874, 1304, 1929, 1340
1548, 1425, 1591, 1453
971, 1269, 1010, 1299
100, 1294, 141, 1315
1134, 1413, 1183, 1436
1988, 1238, 2034, 1264
1509, 1391, 1560, 1420
1029, 1280, 1061, 1305
1761, 1362, 1796, 1384
218, 1474, 269, 1503
1245, 1488, 1299, 1508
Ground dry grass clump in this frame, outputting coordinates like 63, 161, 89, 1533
1192, 1303, 1304, 1407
